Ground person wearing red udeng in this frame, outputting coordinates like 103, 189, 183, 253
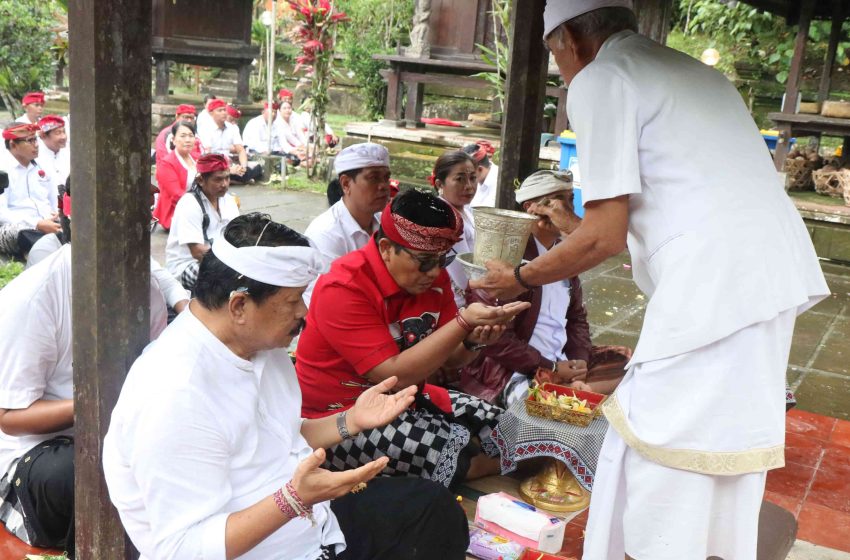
296, 189, 529, 489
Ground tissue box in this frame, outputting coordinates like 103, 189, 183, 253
474, 492, 566, 553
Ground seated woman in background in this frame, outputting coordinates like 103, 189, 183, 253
153, 122, 197, 231
165, 154, 240, 290
432, 150, 478, 308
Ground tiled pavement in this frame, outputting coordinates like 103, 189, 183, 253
580, 253, 850, 422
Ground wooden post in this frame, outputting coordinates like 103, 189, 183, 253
774, 0, 816, 171
236, 62, 252, 104
554, 86, 569, 134
634, 0, 674, 44
405, 81, 425, 127
818, 0, 846, 103
154, 56, 169, 103
383, 68, 402, 121
68, 0, 151, 557
496, 0, 547, 209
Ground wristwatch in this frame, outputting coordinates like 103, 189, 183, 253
463, 339, 487, 352
337, 410, 353, 440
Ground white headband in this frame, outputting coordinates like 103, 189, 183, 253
211, 234, 330, 287
334, 142, 390, 175
515, 170, 573, 203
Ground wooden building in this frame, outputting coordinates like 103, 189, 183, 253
152, 0, 259, 104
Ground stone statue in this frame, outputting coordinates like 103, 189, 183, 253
407, 0, 432, 58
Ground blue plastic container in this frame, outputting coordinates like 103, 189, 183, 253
762, 132, 796, 151
557, 135, 583, 218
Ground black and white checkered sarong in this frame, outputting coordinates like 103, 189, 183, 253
326, 390, 502, 487
179, 261, 200, 290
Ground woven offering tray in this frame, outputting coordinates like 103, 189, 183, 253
525, 383, 606, 427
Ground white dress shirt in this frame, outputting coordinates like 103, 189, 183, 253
0, 246, 170, 478
36, 138, 71, 187
442, 201, 475, 308
165, 191, 240, 278
274, 113, 308, 152
470, 163, 499, 208
0, 158, 57, 228
526, 238, 570, 363
200, 122, 243, 157
103, 309, 344, 560
303, 200, 379, 306
242, 114, 281, 154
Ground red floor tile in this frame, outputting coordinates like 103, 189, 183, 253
559, 521, 585, 559
786, 409, 838, 441
0, 525, 62, 558
830, 419, 850, 449
785, 431, 825, 468
766, 460, 817, 501
764, 490, 803, 517
797, 502, 850, 553
807, 445, 850, 514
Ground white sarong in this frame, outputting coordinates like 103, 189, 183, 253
583, 309, 796, 560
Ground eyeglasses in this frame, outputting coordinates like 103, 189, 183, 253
15, 137, 38, 145
399, 246, 456, 273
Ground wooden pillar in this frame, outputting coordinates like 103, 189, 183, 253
818, 1, 846, 103
236, 63, 252, 104
497, 0, 547, 209
774, 0, 816, 171
554, 86, 569, 134
383, 68, 402, 121
68, 0, 151, 557
154, 56, 169, 103
405, 81, 425, 127
634, 0, 674, 44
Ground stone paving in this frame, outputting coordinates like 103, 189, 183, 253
156, 184, 850, 422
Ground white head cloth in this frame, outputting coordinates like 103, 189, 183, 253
334, 142, 390, 175
211, 234, 330, 287
543, 0, 634, 38
515, 170, 573, 204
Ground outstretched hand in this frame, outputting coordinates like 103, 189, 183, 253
347, 376, 417, 433
291, 448, 388, 507
468, 260, 527, 300
528, 198, 581, 235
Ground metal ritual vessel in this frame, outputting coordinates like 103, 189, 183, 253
472, 207, 536, 266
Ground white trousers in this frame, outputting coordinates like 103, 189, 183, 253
583, 309, 796, 560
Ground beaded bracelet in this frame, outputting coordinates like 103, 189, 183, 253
456, 308, 474, 332
514, 264, 535, 291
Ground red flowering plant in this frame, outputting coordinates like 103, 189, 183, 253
286, 0, 348, 177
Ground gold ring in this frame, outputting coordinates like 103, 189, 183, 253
350, 482, 367, 494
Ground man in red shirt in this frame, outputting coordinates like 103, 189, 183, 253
296, 190, 529, 489
154, 104, 202, 164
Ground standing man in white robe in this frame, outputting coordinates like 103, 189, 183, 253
471, 2, 830, 559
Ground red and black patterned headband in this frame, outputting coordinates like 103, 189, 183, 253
380, 201, 462, 253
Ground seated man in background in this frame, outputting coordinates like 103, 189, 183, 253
154, 104, 201, 165
0, 124, 59, 259
297, 189, 530, 489
305, 143, 390, 262
463, 141, 499, 208
166, 154, 240, 290
37, 115, 70, 190
0, 214, 185, 555
198, 99, 262, 184
242, 102, 283, 156
15, 92, 45, 125
459, 171, 631, 406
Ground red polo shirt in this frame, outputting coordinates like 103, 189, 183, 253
296, 238, 458, 418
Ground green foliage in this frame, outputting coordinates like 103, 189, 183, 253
0, 1, 58, 117
0, 261, 23, 290
672, 0, 850, 86
474, 0, 511, 115
337, 0, 413, 120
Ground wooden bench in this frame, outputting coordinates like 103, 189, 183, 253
374, 53, 569, 133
